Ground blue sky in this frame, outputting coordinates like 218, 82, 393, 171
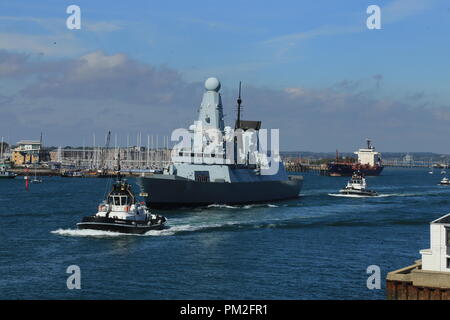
0, 0, 449, 152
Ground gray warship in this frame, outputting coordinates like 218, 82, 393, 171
137, 77, 303, 208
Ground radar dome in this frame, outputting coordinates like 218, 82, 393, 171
204, 77, 221, 92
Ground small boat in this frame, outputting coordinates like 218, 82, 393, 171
0, 167, 17, 179
77, 152, 166, 234
338, 172, 378, 197
31, 165, 42, 183
439, 177, 450, 185
429, 160, 434, 174
442, 170, 447, 175
61, 170, 84, 178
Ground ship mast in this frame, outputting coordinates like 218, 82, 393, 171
117, 148, 122, 182
236, 81, 242, 129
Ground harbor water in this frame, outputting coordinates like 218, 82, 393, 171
1, 167, 447, 299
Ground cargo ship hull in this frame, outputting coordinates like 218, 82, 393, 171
327, 163, 383, 177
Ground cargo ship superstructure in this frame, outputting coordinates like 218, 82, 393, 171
327, 140, 383, 176
137, 78, 303, 208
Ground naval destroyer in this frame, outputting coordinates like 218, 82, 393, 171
137, 77, 303, 208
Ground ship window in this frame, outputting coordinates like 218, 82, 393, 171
123, 196, 131, 205
195, 171, 210, 183
447, 258, 450, 269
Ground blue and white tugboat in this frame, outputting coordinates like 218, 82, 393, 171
77, 153, 167, 234
338, 171, 378, 197
439, 177, 450, 186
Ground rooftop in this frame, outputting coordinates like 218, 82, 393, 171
16, 140, 41, 145
432, 213, 450, 224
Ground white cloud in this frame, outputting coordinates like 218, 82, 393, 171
0, 50, 449, 151
84, 21, 121, 32
383, 0, 434, 23
0, 32, 83, 56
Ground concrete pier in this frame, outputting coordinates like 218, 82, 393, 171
387, 261, 450, 300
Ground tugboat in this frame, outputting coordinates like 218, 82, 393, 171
77, 153, 167, 234
439, 177, 450, 186
338, 172, 378, 197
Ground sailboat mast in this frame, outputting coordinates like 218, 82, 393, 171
39, 132, 42, 163
117, 148, 122, 181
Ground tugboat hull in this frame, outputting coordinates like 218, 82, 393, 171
77, 216, 166, 234
339, 189, 378, 197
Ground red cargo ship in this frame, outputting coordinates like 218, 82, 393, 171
327, 140, 383, 177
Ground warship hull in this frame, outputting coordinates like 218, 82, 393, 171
137, 175, 303, 208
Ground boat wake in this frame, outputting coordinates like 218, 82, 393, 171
207, 203, 280, 209
51, 213, 289, 238
328, 193, 390, 198
51, 228, 128, 237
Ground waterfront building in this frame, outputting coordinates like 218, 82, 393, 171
12, 140, 42, 165
387, 213, 450, 300
403, 153, 414, 165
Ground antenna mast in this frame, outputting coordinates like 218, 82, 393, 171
236, 81, 242, 129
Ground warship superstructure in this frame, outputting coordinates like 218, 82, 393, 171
137, 77, 303, 208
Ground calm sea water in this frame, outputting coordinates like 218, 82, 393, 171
0, 167, 448, 299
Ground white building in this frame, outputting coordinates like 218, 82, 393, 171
403, 153, 414, 164
15, 140, 41, 152
353, 139, 381, 166
420, 213, 450, 272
